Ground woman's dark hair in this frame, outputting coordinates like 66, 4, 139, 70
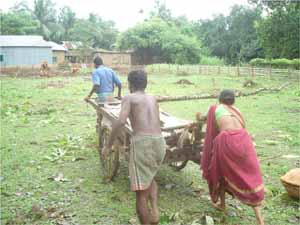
219, 89, 235, 105
93, 56, 103, 66
128, 70, 147, 91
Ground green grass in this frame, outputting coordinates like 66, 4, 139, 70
1, 73, 299, 225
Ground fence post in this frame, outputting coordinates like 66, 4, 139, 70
237, 66, 240, 77
251, 66, 255, 78
269, 66, 272, 79
218, 66, 220, 75
199, 65, 202, 75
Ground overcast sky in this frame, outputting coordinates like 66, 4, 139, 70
1, 0, 250, 31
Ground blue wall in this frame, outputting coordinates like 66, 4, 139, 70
0, 47, 52, 66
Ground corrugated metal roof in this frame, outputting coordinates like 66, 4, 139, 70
48, 41, 67, 51
93, 49, 134, 54
0, 35, 52, 47
62, 41, 83, 50
62, 41, 93, 50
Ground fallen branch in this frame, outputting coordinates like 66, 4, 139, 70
157, 82, 290, 102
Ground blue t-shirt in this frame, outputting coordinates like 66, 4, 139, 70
91, 66, 121, 94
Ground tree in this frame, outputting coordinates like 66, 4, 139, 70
255, 3, 300, 59
59, 6, 76, 39
193, 15, 229, 60
10, 1, 31, 13
33, 0, 57, 39
0, 11, 39, 35
226, 5, 263, 63
69, 14, 118, 49
249, 0, 300, 59
193, 5, 263, 64
150, 0, 172, 22
117, 17, 201, 64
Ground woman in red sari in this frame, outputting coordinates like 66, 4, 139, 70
201, 89, 264, 225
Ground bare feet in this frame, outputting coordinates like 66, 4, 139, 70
211, 202, 226, 211
253, 206, 264, 225
150, 207, 159, 225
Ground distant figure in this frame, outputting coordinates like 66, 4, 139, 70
103, 70, 165, 225
84, 56, 122, 102
72, 64, 80, 74
201, 89, 264, 225
40, 61, 49, 77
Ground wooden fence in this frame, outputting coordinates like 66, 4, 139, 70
144, 64, 300, 79
1, 64, 299, 79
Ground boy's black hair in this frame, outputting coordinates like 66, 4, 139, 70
93, 56, 103, 66
219, 89, 235, 105
128, 70, 147, 91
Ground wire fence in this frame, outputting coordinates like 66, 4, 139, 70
1, 63, 299, 80
143, 64, 300, 80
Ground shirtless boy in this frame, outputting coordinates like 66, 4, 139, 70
103, 70, 166, 225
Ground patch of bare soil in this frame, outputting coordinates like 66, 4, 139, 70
175, 79, 194, 85
176, 71, 189, 76
37, 81, 69, 89
243, 79, 257, 87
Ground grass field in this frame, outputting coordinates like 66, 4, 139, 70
1, 73, 299, 225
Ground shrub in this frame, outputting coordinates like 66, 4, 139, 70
249, 58, 268, 67
200, 56, 225, 66
292, 59, 300, 70
271, 58, 292, 69
250, 58, 300, 69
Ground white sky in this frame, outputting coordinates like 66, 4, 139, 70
1, 0, 250, 31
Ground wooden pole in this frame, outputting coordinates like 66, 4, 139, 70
157, 82, 290, 103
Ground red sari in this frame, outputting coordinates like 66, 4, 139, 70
201, 105, 264, 206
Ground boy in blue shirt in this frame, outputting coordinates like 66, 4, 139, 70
85, 56, 122, 102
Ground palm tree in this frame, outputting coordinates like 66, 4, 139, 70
33, 0, 56, 39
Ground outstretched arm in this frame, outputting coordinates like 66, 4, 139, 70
85, 70, 100, 101
117, 84, 122, 99
112, 71, 122, 99
85, 84, 99, 101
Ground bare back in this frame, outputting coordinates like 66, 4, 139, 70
216, 105, 245, 131
118, 92, 161, 136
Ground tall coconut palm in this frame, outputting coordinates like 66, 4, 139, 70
33, 0, 56, 40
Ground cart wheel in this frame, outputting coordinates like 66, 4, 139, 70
98, 126, 120, 182
169, 160, 188, 171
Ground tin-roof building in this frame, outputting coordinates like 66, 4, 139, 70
0, 35, 53, 66
48, 41, 67, 64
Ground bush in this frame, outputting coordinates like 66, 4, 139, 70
200, 56, 225, 66
249, 58, 268, 67
250, 58, 300, 69
292, 59, 300, 70
271, 58, 292, 69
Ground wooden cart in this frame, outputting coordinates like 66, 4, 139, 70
86, 98, 206, 182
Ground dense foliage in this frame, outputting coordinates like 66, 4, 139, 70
0, 0, 118, 49
250, 58, 300, 69
1, 0, 299, 65
117, 17, 201, 64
